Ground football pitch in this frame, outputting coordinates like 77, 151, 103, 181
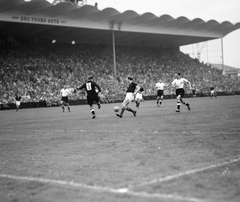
0, 95, 240, 202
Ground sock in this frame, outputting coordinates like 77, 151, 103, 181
90, 107, 95, 115
119, 108, 125, 116
177, 102, 180, 110
180, 98, 187, 105
126, 107, 135, 113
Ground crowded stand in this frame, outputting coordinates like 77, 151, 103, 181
0, 38, 239, 108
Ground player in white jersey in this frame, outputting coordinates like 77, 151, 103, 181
135, 87, 144, 108
172, 73, 192, 112
155, 79, 166, 107
60, 85, 71, 112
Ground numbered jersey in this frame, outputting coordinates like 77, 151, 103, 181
78, 81, 101, 96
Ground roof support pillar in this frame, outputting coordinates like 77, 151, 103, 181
221, 38, 225, 75
112, 29, 117, 77
110, 21, 117, 77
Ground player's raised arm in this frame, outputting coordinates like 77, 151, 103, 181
172, 79, 176, 87
76, 83, 85, 91
134, 85, 140, 95
185, 79, 192, 89
95, 83, 101, 93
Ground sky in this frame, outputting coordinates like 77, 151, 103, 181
46, 0, 240, 68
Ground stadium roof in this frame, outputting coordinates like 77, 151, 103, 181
0, 0, 240, 47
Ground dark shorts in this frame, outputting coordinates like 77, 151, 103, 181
61, 96, 69, 103
157, 90, 164, 96
87, 94, 100, 106
176, 88, 185, 97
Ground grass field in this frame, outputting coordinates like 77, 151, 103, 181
0, 95, 240, 202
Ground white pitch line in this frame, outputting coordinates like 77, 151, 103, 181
0, 129, 142, 133
0, 174, 114, 192
0, 129, 165, 134
0, 129, 238, 135
0, 174, 203, 202
134, 156, 240, 187
126, 191, 204, 202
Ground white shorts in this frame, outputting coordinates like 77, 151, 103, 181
135, 93, 143, 101
16, 101, 21, 106
122, 93, 134, 108
211, 90, 214, 94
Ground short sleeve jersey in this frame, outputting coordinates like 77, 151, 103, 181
172, 78, 188, 89
126, 82, 137, 93
155, 82, 165, 90
15, 96, 21, 101
61, 89, 71, 97
78, 81, 101, 96
137, 87, 144, 94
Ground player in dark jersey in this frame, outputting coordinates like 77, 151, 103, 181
76, 76, 101, 119
116, 76, 140, 118
210, 86, 217, 98
15, 93, 22, 112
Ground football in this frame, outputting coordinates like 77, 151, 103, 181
114, 106, 120, 112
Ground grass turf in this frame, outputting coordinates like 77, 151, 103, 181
0, 95, 240, 202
